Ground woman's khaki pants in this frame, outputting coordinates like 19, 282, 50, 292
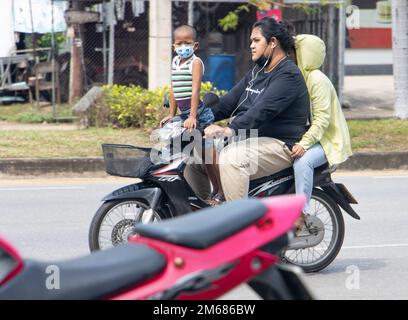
184, 137, 293, 201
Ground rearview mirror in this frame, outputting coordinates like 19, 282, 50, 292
163, 94, 170, 108
203, 92, 220, 108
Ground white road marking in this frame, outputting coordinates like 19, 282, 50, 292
0, 186, 86, 191
0, 177, 136, 187
343, 243, 408, 250
372, 176, 408, 179
333, 170, 408, 177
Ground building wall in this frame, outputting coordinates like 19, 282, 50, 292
345, 0, 393, 75
345, 48, 393, 75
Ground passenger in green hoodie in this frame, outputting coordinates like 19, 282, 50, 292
290, 34, 352, 233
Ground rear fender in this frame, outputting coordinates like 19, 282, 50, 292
321, 183, 360, 220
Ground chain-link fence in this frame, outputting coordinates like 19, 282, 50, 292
2, 0, 259, 108
88, 1, 257, 91
77, 0, 149, 98
283, 4, 341, 90
172, 1, 256, 85
2, 0, 341, 109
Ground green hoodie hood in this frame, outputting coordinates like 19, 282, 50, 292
295, 34, 326, 80
294, 34, 352, 166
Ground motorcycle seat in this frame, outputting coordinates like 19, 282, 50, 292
133, 199, 267, 249
0, 244, 165, 300
314, 162, 329, 174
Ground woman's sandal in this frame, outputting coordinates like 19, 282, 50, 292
205, 193, 225, 206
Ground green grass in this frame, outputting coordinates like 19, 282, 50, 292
0, 118, 408, 159
348, 119, 408, 152
0, 103, 73, 123
0, 128, 152, 158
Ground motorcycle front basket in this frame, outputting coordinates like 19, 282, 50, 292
101, 144, 153, 178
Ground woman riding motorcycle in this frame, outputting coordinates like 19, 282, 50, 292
290, 34, 352, 234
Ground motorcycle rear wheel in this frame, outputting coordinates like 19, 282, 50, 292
281, 188, 345, 273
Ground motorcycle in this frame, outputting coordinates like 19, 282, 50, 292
88, 93, 359, 273
0, 195, 313, 300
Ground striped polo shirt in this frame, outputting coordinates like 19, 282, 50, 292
171, 54, 204, 112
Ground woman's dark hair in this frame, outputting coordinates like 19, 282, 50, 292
252, 18, 295, 54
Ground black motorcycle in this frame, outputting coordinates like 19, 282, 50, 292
89, 94, 359, 273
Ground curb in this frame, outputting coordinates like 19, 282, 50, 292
0, 152, 407, 176
338, 152, 408, 171
0, 157, 105, 176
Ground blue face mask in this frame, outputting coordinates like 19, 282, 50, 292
175, 45, 194, 59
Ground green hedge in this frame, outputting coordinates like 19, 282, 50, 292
89, 82, 225, 128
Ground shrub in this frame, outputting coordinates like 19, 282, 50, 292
89, 82, 225, 128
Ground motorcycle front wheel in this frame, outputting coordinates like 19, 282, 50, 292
88, 199, 168, 252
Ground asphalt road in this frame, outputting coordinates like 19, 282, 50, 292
1, 171, 407, 300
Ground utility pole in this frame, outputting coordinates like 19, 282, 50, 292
391, 0, 408, 119
108, 0, 115, 85
326, 4, 337, 87
188, 0, 194, 26
148, 0, 172, 89
68, 0, 83, 104
338, 0, 346, 105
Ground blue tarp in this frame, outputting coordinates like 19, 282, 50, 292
205, 54, 236, 91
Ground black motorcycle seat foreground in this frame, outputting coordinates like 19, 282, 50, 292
133, 199, 268, 249
0, 244, 165, 300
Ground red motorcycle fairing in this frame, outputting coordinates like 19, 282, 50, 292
112, 195, 305, 300
0, 236, 24, 287
0, 195, 306, 300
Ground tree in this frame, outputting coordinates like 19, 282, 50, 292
218, 1, 325, 31
392, 0, 408, 119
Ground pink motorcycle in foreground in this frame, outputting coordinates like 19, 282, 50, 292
0, 195, 313, 300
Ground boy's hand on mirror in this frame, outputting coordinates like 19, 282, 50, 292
160, 115, 172, 128
183, 116, 197, 130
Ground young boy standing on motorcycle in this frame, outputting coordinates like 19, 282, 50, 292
159, 25, 225, 205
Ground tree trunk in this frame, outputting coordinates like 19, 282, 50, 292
392, 0, 408, 119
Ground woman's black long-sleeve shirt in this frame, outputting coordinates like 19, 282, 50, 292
212, 57, 310, 149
